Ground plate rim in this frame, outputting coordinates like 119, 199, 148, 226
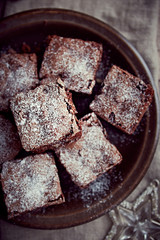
0, 8, 159, 229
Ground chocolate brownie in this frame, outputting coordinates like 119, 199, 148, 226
0, 115, 21, 165
0, 51, 39, 112
56, 113, 122, 188
39, 35, 103, 94
10, 78, 81, 152
90, 65, 154, 134
1, 153, 65, 218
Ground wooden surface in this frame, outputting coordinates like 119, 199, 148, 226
0, 1, 160, 240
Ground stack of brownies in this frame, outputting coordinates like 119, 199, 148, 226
0, 35, 154, 218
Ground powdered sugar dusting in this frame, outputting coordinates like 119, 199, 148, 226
1, 153, 64, 218
0, 52, 39, 111
0, 35, 153, 221
10, 80, 80, 152
62, 164, 123, 208
57, 113, 122, 188
90, 65, 153, 134
40, 35, 103, 94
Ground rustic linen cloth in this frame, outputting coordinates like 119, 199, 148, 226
0, 0, 160, 239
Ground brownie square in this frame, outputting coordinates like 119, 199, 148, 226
90, 65, 154, 134
0, 115, 22, 165
56, 113, 122, 188
0, 51, 39, 112
1, 153, 65, 218
10, 78, 81, 152
39, 35, 103, 94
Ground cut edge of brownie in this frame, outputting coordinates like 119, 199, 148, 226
0, 114, 22, 165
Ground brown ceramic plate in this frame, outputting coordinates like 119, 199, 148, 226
0, 9, 159, 229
